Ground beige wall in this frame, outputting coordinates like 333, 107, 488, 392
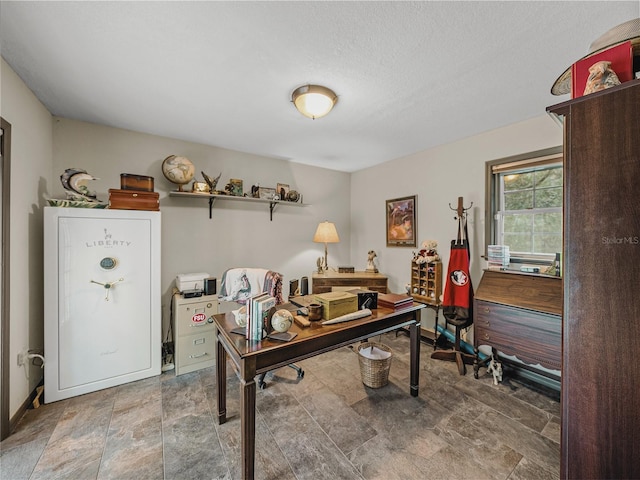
350, 114, 563, 338
1, 58, 53, 418
1, 54, 565, 419
51, 118, 351, 337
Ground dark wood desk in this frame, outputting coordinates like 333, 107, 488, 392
214, 303, 425, 479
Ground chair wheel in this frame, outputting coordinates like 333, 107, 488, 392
297, 370, 305, 379
258, 380, 266, 389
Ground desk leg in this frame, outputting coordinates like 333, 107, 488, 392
410, 321, 420, 397
240, 360, 257, 480
216, 335, 227, 424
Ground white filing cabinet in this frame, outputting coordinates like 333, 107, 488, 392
173, 293, 218, 375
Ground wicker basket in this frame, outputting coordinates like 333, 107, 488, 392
357, 342, 392, 388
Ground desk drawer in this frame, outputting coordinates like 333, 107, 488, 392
475, 300, 561, 370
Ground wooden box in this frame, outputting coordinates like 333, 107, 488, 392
120, 173, 154, 192
313, 291, 358, 320
108, 189, 159, 211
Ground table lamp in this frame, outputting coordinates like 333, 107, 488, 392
313, 221, 340, 271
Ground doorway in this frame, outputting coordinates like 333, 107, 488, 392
1, 117, 11, 441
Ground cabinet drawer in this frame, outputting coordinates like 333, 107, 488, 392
475, 300, 561, 370
175, 332, 215, 374
175, 298, 218, 335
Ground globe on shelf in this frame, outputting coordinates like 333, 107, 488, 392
271, 309, 293, 333
162, 155, 195, 191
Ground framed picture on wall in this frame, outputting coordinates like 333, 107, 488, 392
386, 195, 417, 247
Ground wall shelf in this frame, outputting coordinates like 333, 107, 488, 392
168, 191, 307, 221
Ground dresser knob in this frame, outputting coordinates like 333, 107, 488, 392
484, 321, 490, 327
483, 333, 490, 340
483, 307, 490, 313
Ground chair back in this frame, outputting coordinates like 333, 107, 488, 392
219, 268, 283, 304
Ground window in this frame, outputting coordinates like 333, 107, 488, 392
485, 147, 563, 264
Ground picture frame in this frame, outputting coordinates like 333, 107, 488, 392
258, 187, 276, 200
276, 183, 290, 201
386, 195, 417, 247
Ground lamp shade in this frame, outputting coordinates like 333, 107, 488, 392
313, 221, 340, 243
292, 85, 338, 119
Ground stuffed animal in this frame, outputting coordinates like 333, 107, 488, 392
487, 354, 503, 386
412, 240, 440, 264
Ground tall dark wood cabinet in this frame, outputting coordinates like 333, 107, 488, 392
548, 80, 639, 480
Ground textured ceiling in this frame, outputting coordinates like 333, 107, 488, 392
1, 1, 638, 172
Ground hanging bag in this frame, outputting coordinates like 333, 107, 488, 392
442, 216, 474, 328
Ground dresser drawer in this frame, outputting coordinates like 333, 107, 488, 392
475, 300, 561, 370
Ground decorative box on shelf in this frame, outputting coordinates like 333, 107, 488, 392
109, 189, 159, 211
410, 261, 442, 305
120, 173, 154, 192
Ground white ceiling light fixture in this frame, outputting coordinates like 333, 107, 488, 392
291, 84, 338, 119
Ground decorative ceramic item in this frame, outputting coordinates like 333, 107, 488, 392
192, 181, 210, 193
162, 155, 195, 191
47, 168, 105, 207
46, 198, 107, 208
286, 190, 300, 202
583, 60, 621, 95
60, 168, 102, 202
232, 306, 248, 327
366, 250, 378, 273
271, 309, 293, 333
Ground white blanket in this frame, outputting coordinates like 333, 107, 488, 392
220, 268, 268, 303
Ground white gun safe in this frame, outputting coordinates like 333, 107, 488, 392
44, 207, 161, 402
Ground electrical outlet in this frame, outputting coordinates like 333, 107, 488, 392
17, 350, 26, 366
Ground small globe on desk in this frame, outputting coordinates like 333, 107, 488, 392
162, 155, 195, 191
271, 309, 293, 333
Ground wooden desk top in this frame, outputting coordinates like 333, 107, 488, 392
213, 303, 423, 361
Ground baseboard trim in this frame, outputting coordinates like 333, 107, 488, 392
8, 382, 42, 436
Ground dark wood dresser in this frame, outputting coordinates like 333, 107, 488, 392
548, 79, 640, 480
473, 270, 562, 378
311, 271, 388, 294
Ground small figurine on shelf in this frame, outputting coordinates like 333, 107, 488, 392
412, 240, 440, 264
366, 250, 378, 273
201, 171, 222, 193
583, 60, 621, 95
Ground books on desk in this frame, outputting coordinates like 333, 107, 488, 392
377, 293, 413, 309
246, 293, 276, 341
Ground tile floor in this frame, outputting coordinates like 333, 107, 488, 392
0, 332, 560, 479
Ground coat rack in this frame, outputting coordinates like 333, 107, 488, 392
449, 196, 472, 221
